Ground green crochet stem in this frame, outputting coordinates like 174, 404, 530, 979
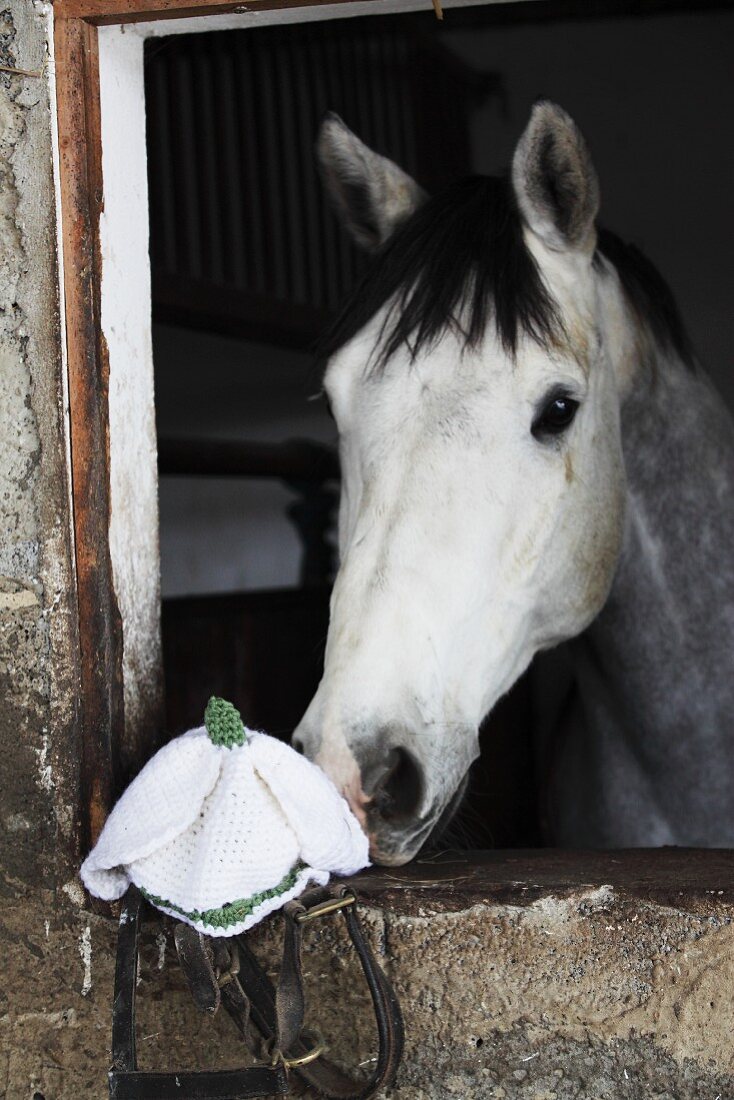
204, 696, 246, 748
141, 864, 305, 930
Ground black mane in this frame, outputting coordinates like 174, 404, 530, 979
594, 228, 695, 369
318, 173, 695, 372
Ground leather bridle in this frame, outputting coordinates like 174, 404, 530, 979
109, 884, 404, 1099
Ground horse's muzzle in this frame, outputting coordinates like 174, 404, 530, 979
344, 723, 478, 865
363, 759, 472, 866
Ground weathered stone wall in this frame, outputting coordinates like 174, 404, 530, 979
3, 855, 734, 1098
0, 0, 80, 893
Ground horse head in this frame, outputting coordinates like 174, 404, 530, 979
294, 102, 632, 864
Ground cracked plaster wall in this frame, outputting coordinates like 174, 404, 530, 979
0, 0, 80, 891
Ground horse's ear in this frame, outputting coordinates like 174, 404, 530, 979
511, 101, 599, 253
317, 113, 426, 251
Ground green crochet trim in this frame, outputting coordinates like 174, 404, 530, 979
204, 696, 246, 748
141, 864, 305, 929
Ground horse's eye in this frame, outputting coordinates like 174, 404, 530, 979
532, 393, 579, 439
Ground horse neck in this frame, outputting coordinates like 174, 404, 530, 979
542, 322, 734, 845
581, 341, 734, 753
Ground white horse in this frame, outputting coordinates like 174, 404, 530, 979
293, 101, 734, 865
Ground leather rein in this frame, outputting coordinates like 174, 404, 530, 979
109, 884, 404, 1099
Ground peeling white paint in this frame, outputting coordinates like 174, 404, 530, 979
62, 878, 86, 908
156, 930, 167, 971
34, 734, 52, 793
79, 925, 92, 996
98, 25, 162, 745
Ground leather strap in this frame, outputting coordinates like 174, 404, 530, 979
269, 886, 405, 1099
175, 926, 258, 1052
177, 884, 404, 1099
109, 883, 403, 1099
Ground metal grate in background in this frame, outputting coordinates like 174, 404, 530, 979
144, 15, 498, 348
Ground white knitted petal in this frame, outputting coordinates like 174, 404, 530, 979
249, 733, 369, 876
130, 745, 301, 913
80, 728, 222, 901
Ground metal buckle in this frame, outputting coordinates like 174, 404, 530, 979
270, 1028, 327, 1069
294, 890, 356, 924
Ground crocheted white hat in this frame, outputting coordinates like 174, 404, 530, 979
80, 698, 369, 936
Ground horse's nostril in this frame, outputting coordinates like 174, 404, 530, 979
291, 736, 305, 755
372, 747, 423, 823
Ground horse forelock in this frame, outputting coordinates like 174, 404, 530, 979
317, 174, 696, 380
317, 174, 566, 372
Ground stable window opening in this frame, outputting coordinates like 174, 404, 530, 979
86, 0, 733, 855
